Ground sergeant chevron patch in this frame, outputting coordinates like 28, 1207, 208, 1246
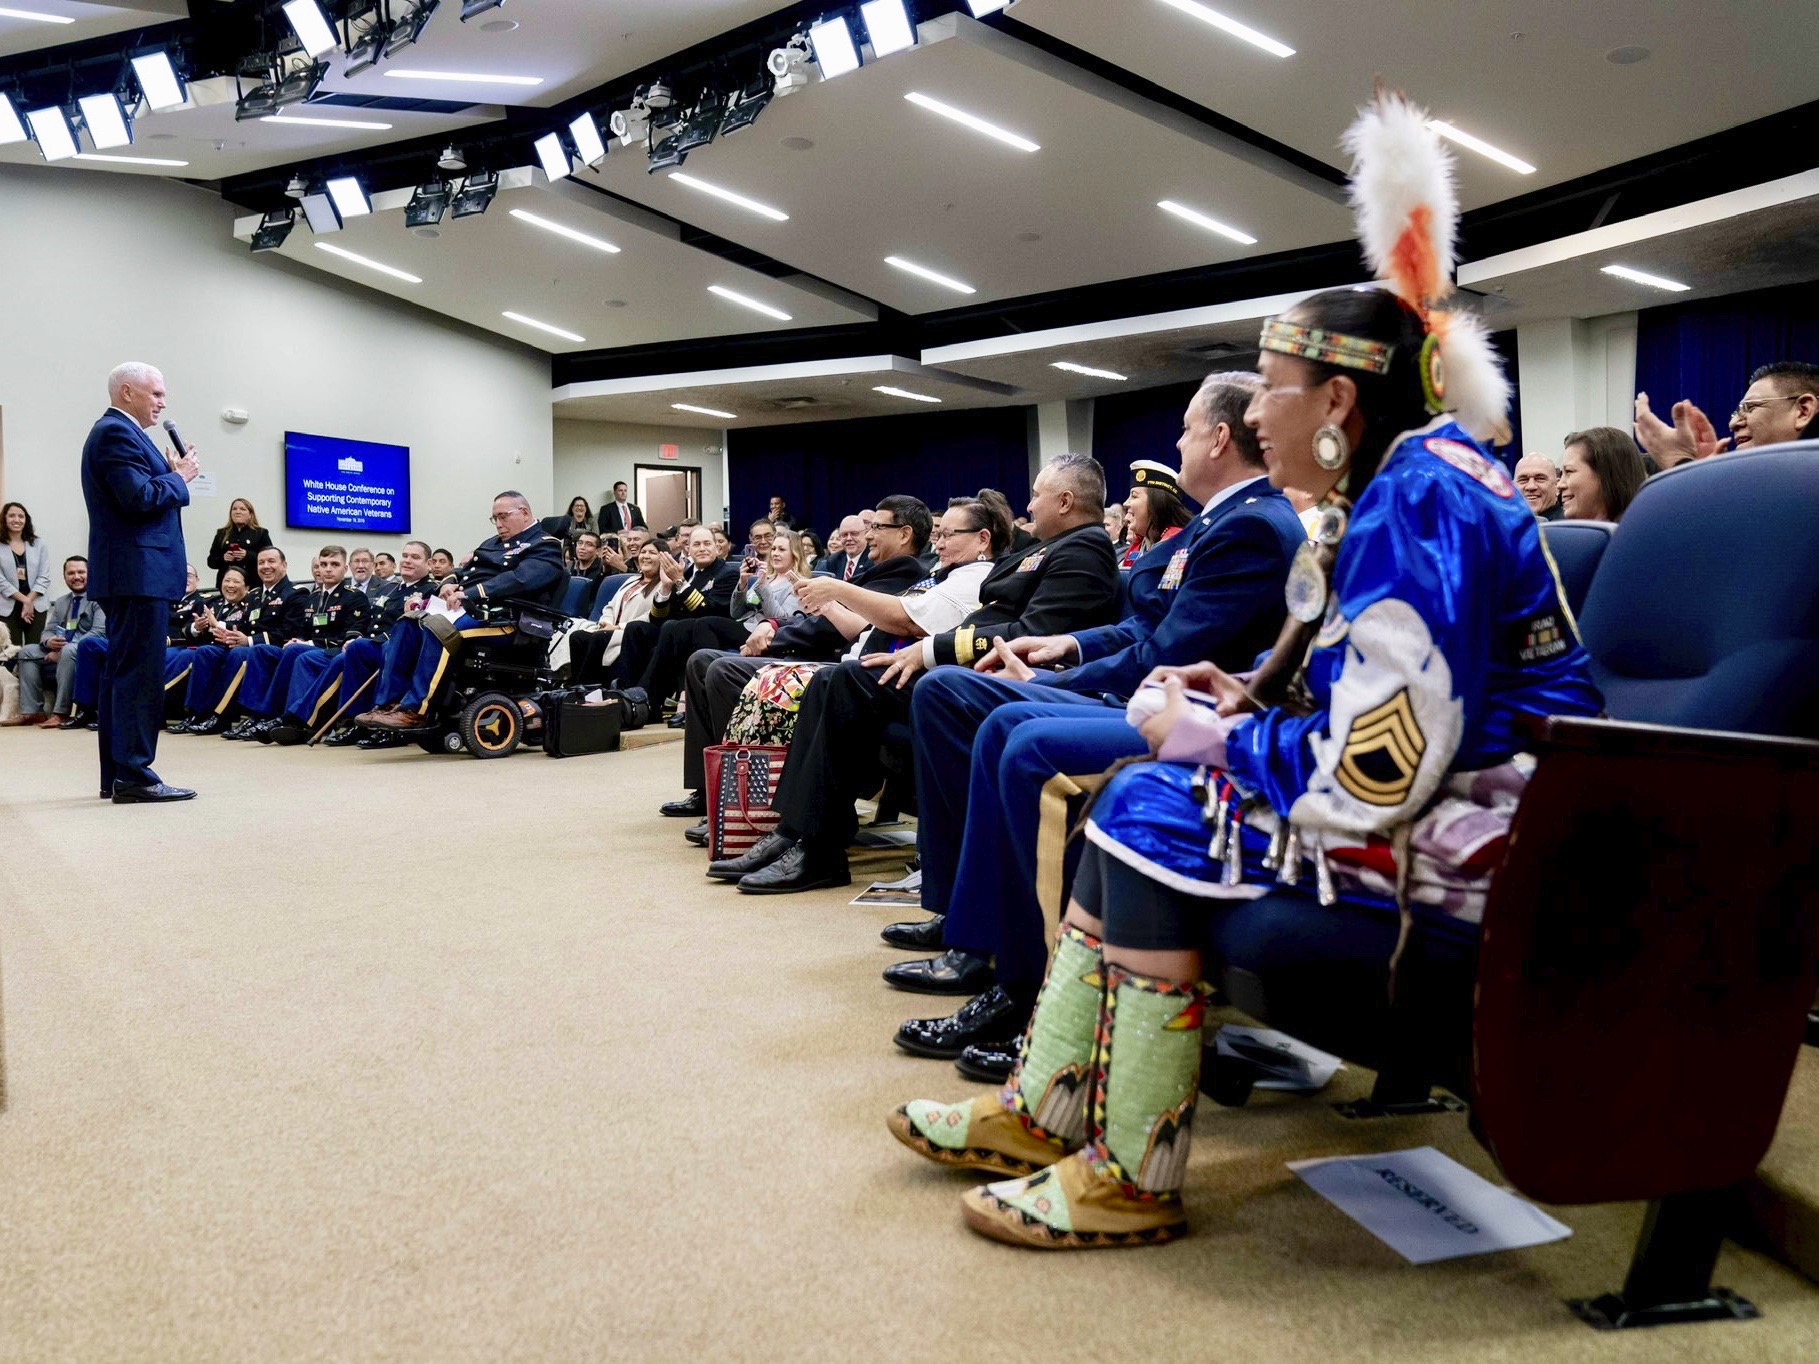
1336, 688, 1426, 807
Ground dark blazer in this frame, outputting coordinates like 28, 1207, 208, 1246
206, 525, 273, 588
80, 408, 190, 600
1058, 477, 1304, 698
600, 500, 647, 533
929, 521, 1121, 667
650, 558, 741, 621
458, 525, 569, 607
823, 548, 871, 582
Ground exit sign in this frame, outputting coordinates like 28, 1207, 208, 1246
659, 443, 679, 460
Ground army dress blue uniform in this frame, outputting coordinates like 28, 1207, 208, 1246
911, 476, 1305, 993
71, 587, 212, 715
285, 575, 434, 730
224, 581, 375, 726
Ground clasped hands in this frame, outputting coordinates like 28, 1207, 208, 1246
1133, 661, 1257, 760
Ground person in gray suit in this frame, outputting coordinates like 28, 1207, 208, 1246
10, 556, 105, 724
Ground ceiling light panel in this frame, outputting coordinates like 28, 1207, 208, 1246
385, 70, 544, 86
1155, 0, 1294, 58
77, 93, 131, 149
874, 386, 942, 403
861, 1, 917, 57
282, 0, 340, 60
503, 311, 585, 343
1600, 264, 1690, 292
1426, 120, 1536, 175
263, 114, 394, 130
904, 92, 1038, 152
809, 17, 860, 79
315, 241, 423, 283
885, 255, 976, 294
1157, 199, 1257, 244
708, 285, 792, 322
673, 403, 737, 419
0, 6, 74, 22
26, 105, 76, 162
508, 208, 621, 253
74, 153, 189, 167
1053, 361, 1128, 381
667, 171, 789, 222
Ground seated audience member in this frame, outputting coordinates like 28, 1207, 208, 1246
561, 496, 598, 548
70, 563, 211, 729
710, 524, 734, 560
205, 498, 272, 591
571, 531, 608, 583
1118, 460, 1194, 568
1634, 360, 1819, 467
359, 492, 566, 731
372, 551, 400, 587
7, 556, 104, 726
979, 489, 1038, 555
2, 500, 50, 647
427, 548, 458, 583
566, 542, 665, 685
799, 529, 827, 569
1513, 452, 1562, 521
226, 546, 372, 741
886, 376, 1303, 1051
767, 495, 796, 530
1102, 502, 1127, 555
601, 480, 646, 534
709, 454, 1122, 894
332, 543, 441, 749
346, 547, 382, 599
172, 566, 255, 732
822, 516, 869, 581
1559, 426, 1646, 522
595, 525, 649, 577
608, 525, 740, 699
181, 545, 300, 730
662, 496, 947, 821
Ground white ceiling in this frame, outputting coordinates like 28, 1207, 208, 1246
0, 0, 179, 60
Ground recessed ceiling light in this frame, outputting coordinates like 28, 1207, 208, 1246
885, 255, 976, 294
262, 114, 395, 131
508, 208, 621, 253
1053, 361, 1128, 381
73, 153, 190, 167
874, 386, 942, 404
1157, 199, 1257, 245
668, 171, 789, 222
1601, 264, 1689, 293
314, 241, 423, 283
1426, 120, 1536, 175
0, 7, 75, 23
904, 92, 1038, 152
1605, 45, 1651, 65
707, 284, 793, 322
673, 403, 738, 419
1155, 1, 1294, 58
384, 70, 544, 86
503, 310, 585, 343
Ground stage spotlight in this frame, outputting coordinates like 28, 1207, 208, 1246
808, 17, 860, 79
0, 93, 27, 145
610, 98, 650, 146
77, 92, 132, 149
326, 175, 371, 218
861, 1, 916, 57
405, 181, 450, 226
450, 169, 498, 218
647, 98, 719, 171
284, 173, 307, 198
343, 10, 387, 76
718, 77, 771, 136
767, 36, 812, 96
274, 58, 327, 108
250, 207, 296, 251
460, 0, 505, 19
437, 143, 466, 171
384, 0, 440, 56
299, 187, 342, 233
534, 130, 571, 181
282, 0, 340, 59
26, 104, 77, 161
569, 110, 606, 167
130, 50, 186, 111
643, 81, 674, 110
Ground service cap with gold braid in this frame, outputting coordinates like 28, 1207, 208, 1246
1128, 460, 1182, 498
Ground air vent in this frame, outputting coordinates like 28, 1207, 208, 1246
770, 395, 828, 410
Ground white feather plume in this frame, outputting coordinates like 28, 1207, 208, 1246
1435, 311, 1511, 443
1339, 90, 1458, 303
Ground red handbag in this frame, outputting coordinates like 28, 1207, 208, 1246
704, 742, 788, 860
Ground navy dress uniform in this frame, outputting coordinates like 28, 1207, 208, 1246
906, 471, 1305, 1008
609, 555, 742, 692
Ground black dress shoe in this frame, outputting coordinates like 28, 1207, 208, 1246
883, 948, 995, 996
683, 820, 709, 847
881, 915, 946, 951
112, 782, 197, 804
57, 713, 85, 730
666, 711, 688, 729
956, 1041, 1019, 1084
253, 718, 282, 744
221, 717, 257, 740
186, 714, 223, 736
660, 790, 706, 818
737, 842, 850, 895
893, 985, 1031, 1060
269, 721, 310, 746
322, 726, 361, 747
707, 831, 792, 882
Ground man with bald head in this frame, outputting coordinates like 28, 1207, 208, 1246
81, 362, 201, 803
1513, 452, 1563, 521
823, 515, 870, 582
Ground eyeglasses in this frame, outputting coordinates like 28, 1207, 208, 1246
870, 519, 907, 532
1731, 394, 1814, 422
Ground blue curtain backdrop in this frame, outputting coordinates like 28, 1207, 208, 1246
726, 406, 1032, 539
1091, 380, 1201, 504
1634, 280, 1819, 428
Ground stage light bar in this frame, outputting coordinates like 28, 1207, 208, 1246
325, 175, 371, 219
0, 94, 28, 146
904, 92, 1038, 152
884, 254, 976, 294
77, 92, 132, 149
874, 386, 941, 404
668, 172, 789, 222
404, 181, 450, 227
673, 403, 737, 420
1157, 198, 1257, 245
282, 0, 340, 59
708, 285, 793, 322
26, 105, 76, 161
502, 311, 585, 343
130, 51, 187, 111
861, 1, 916, 57
569, 111, 607, 167
250, 207, 296, 252
534, 130, 571, 180
809, 17, 860, 79
1601, 264, 1690, 293
1052, 361, 1128, 381
1156, 0, 1295, 59
299, 189, 341, 233
450, 170, 498, 217
508, 208, 621, 254
1426, 119, 1536, 175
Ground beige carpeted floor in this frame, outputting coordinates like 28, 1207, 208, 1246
1, 723, 1816, 1362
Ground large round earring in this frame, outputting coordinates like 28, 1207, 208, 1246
1312, 423, 1350, 471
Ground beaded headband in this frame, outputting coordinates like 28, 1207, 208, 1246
1258, 319, 1394, 376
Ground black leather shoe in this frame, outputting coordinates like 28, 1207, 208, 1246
883, 948, 995, 996
186, 714, 223, 736
660, 790, 706, 818
737, 842, 850, 895
956, 1041, 1019, 1084
221, 717, 257, 740
112, 782, 197, 804
322, 726, 361, 747
707, 831, 792, 882
683, 820, 708, 847
253, 718, 282, 744
666, 711, 688, 729
881, 914, 946, 951
269, 721, 310, 746
356, 730, 407, 750
57, 713, 85, 730
893, 985, 1031, 1060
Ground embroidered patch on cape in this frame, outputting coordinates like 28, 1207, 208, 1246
1159, 548, 1190, 591
1512, 610, 1569, 664
1425, 438, 1514, 498
1336, 688, 1426, 807
1315, 599, 1350, 648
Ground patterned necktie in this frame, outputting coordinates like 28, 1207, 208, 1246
843, 557, 855, 582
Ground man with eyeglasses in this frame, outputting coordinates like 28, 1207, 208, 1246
359, 491, 565, 731
1634, 360, 1819, 467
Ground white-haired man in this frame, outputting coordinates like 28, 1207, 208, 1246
80, 362, 200, 803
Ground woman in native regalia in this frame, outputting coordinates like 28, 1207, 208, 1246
888, 90, 1604, 1249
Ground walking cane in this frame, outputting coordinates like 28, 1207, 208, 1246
307, 671, 378, 746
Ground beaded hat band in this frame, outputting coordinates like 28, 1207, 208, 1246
1258, 319, 1394, 376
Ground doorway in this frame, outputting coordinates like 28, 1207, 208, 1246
634, 464, 701, 531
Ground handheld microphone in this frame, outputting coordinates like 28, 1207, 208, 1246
161, 418, 189, 460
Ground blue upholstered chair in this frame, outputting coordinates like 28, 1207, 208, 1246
588, 573, 635, 618
557, 576, 594, 618
1539, 519, 1614, 618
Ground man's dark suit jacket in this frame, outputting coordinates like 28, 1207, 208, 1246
82, 408, 191, 600
600, 500, 647, 533
822, 549, 871, 582
928, 522, 1121, 667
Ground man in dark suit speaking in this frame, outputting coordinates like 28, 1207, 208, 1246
80, 362, 201, 803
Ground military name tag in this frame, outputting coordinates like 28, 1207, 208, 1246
312, 612, 330, 627
1159, 548, 1190, 591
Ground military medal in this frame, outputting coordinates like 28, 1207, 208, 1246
1284, 541, 1326, 623
1208, 789, 1231, 862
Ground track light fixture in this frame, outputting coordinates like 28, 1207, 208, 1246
767, 35, 813, 96
534, 129, 571, 180
129, 49, 186, 111
26, 103, 77, 161
250, 207, 296, 251
808, 17, 860, 79
647, 95, 719, 172
568, 111, 607, 167
235, 52, 328, 120
0, 93, 27, 146
404, 180, 451, 226
718, 76, 772, 137
282, 0, 340, 60
299, 185, 342, 233
610, 96, 652, 147
77, 91, 132, 149
449, 169, 498, 218
460, 0, 505, 19
437, 143, 466, 171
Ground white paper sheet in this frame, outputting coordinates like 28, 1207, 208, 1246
1214, 1025, 1343, 1092
1289, 1146, 1572, 1264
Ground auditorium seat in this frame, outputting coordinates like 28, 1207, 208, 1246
589, 573, 634, 617
557, 576, 594, 618
1538, 519, 1613, 618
